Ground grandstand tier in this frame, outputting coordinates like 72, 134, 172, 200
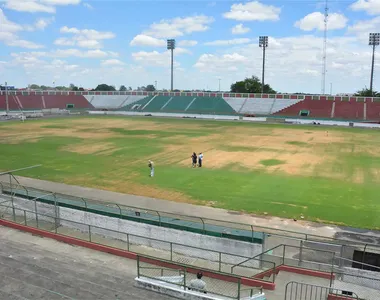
2, 90, 380, 121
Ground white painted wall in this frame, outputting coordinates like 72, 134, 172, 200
12, 197, 262, 266
89, 110, 239, 120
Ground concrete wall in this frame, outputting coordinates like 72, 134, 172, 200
12, 197, 262, 266
341, 267, 380, 290
285, 118, 380, 128
89, 110, 239, 121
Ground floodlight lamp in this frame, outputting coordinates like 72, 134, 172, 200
369, 33, 380, 46
259, 36, 268, 47
167, 39, 176, 50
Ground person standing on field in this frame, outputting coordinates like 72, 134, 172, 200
148, 160, 154, 177
198, 152, 203, 167
191, 152, 197, 168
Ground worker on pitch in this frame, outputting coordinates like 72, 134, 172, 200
148, 160, 154, 177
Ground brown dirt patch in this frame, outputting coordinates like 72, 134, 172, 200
62, 143, 117, 155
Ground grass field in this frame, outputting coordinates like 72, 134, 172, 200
0, 116, 380, 229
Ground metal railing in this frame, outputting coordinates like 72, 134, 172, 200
285, 281, 358, 300
231, 243, 380, 279
2, 176, 380, 257
0, 203, 275, 281
136, 255, 265, 300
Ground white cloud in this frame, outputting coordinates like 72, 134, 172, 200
54, 37, 75, 46
295, 12, 348, 31
34, 17, 55, 30
55, 26, 116, 49
0, 9, 45, 48
348, 16, 380, 35
350, 0, 380, 15
60, 26, 115, 39
4, 0, 81, 13
178, 40, 198, 47
223, 1, 281, 21
83, 2, 93, 9
204, 38, 251, 46
6, 39, 44, 49
52, 49, 109, 58
101, 59, 125, 66
4, 1, 56, 13
132, 50, 184, 67
130, 35, 166, 47
231, 24, 250, 34
143, 15, 214, 38
194, 53, 248, 72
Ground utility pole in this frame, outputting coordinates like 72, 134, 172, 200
369, 33, 380, 96
321, 0, 328, 95
167, 39, 176, 91
5, 82, 9, 114
218, 79, 221, 92
259, 36, 268, 94
154, 81, 157, 91
330, 83, 332, 95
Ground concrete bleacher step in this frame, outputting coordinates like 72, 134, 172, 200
0, 242, 128, 285
0, 273, 68, 300
0, 289, 31, 300
0, 254, 130, 299
0, 261, 106, 299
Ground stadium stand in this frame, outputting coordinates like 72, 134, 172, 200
142, 95, 173, 112
118, 95, 155, 111
43, 95, 93, 109
334, 100, 364, 120
240, 98, 276, 115
186, 96, 236, 114
270, 98, 305, 114
0, 95, 22, 110
85, 95, 147, 109
275, 97, 333, 118
223, 97, 247, 113
2, 91, 380, 121
366, 99, 380, 121
160, 96, 194, 112
18, 95, 44, 110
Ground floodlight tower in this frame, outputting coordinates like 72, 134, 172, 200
369, 33, 380, 96
259, 36, 268, 94
167, 39, 176, 91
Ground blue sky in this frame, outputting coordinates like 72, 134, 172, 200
0, 0, 379, 94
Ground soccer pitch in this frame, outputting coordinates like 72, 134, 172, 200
0, 116, 379, 229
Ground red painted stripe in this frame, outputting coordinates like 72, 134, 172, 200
277, 265, 335, 280
327, 295, 355, 300
0, 219, 275, 290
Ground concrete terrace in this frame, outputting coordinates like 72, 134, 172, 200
0, 226, 173, 300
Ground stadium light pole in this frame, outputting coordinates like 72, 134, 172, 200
5, 82, 9, 114
259, 36, 268, 94
369, 33, 380, 96
167, 39, 176, 91
218, 78, 221, 92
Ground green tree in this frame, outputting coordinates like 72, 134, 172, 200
145, 84, 156, 92
355, 88, 380, 97
94, 84, 116, 91
119, 85, 127, 91
29, 84, 40, 89
230, 76, 276, 94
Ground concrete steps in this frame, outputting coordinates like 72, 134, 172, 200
0, 227, 173, 300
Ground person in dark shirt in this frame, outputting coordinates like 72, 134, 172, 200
191, 152, 197, 168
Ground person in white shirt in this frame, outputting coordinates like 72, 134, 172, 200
148, 160, 154, 177
198, 153, 203, 168
188, 272, 206, 293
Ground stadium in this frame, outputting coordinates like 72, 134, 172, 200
1, 0, 380, 298
0, 89, 380, 300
